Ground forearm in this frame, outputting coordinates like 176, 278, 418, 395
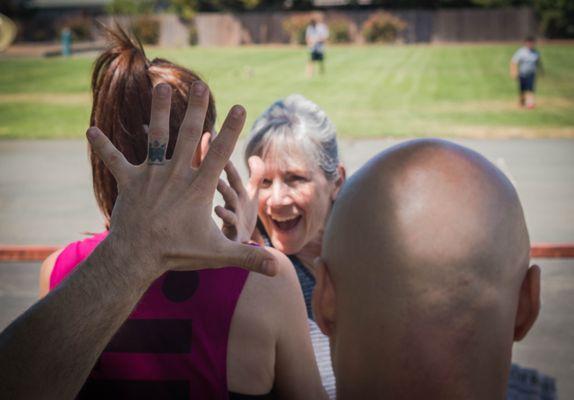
0, 237, 155, 399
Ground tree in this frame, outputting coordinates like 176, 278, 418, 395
534, 0, 574, 38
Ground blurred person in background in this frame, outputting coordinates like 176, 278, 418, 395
306, 15, 329, 78
510, 36, 543, 109
37, 27, 326, 400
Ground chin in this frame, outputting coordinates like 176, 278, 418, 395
269, 235, 304, 256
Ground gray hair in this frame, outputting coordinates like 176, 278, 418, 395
245, 94, 340, 180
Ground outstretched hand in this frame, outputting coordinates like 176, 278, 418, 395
87, 82, 278, 280
215, 156, 264, 243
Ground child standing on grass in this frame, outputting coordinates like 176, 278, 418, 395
510, 36, 543, 109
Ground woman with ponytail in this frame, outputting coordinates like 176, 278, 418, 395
38, 26, 326, 400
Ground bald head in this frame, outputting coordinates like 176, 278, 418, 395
315, 139, 539, 399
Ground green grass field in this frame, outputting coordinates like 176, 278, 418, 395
1, 44, 573, 139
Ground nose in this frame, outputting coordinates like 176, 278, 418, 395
268, 180, 293, 208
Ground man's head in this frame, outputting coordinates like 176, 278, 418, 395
313, 139, 540, 399
525, 36, 536, 49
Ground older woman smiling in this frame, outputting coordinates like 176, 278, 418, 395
248, 95, 345, 262
216, 94, 345, 397
217, 94, 345, 310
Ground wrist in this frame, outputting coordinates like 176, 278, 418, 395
91, 234, 162, 295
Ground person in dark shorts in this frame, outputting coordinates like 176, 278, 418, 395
510, 36, 543, 108
305, 15, 329, 78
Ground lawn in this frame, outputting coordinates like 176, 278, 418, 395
1, 44, 573, 139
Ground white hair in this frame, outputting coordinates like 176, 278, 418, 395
245, 94, 340, 180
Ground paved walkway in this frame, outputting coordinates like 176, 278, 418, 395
0, 138, 573, 397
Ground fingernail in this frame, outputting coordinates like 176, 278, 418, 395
156, 83, 170, 97
232, 105, 245, 118
86, 128, 98, 141
193, 81, 206, 96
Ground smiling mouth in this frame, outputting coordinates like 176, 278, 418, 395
271, 216, 302, 232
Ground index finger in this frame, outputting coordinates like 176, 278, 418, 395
224, 161, 246, 197
196, 105, 246, 192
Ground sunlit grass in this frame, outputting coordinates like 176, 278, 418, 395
1, 44, 573, 139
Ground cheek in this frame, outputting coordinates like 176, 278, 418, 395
298, 185, 330, 221
257, 192, 270, 216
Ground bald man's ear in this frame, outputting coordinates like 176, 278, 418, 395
192, 132, 212, 167
313, 258, 337, 337
514, 264, 541, 341
331, 164, 347, 201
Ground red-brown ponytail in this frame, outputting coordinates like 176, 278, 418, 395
89, 24, 216, 223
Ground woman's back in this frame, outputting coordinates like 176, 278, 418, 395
41, 234, 324, 399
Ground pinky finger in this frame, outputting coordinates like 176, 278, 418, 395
87, 127, 131, 185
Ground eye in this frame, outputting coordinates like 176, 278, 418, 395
260, 178, 272, 188
286, 174, 308, 184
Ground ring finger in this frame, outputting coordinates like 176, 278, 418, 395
147, 83, 172, 165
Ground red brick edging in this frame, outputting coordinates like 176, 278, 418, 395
0, 244, 573, 262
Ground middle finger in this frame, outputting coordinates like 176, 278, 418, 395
171, 81, 209, 172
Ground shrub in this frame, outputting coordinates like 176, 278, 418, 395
328, 16, 353, 44
535, 0, 574, 39
362, 12, 407, 44
188, 21, 198, 45
282, 13, 313, 45
132, 17, 160, 45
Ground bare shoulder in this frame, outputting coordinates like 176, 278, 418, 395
227, 246, 301, 393
232, 246, 299, 322
38, 249, 63, 298
258, 247, 300, 289
244, 247, 302, 310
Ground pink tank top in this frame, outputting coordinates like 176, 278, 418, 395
50, 232, 250, 400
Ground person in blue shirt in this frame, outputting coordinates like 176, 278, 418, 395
510, 37, 543, 109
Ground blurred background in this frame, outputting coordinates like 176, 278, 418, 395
0, 0, 573, 398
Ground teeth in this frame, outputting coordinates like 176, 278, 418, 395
272, 216, 299, 222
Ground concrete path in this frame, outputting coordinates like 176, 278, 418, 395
0, 138, 573, 397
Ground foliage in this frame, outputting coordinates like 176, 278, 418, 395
167, 0, 197, 21
106, 0, 195, 19
61, 17, 94, 41
195, 0, 312, 11
0, 0, 34, 17
282, 13, 313, 45
132, 17, 160, 44
328, 16, 353, 44
105, 0, 156, 15
362, 12, 407, 43
534, 0, 574, 38
189, 21, 198, 45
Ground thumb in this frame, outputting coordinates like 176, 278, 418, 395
225, 241, 278, 277
247, 155, 265, 199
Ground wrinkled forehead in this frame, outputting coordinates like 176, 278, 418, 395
255, 133, 320, 175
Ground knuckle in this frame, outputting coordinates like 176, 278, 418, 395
208, 143, 229, 161
106, 152, 121, 168
148, 127, 167, 139
241, 248, 260, 269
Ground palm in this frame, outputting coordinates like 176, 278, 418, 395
89, 82, 277, 278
